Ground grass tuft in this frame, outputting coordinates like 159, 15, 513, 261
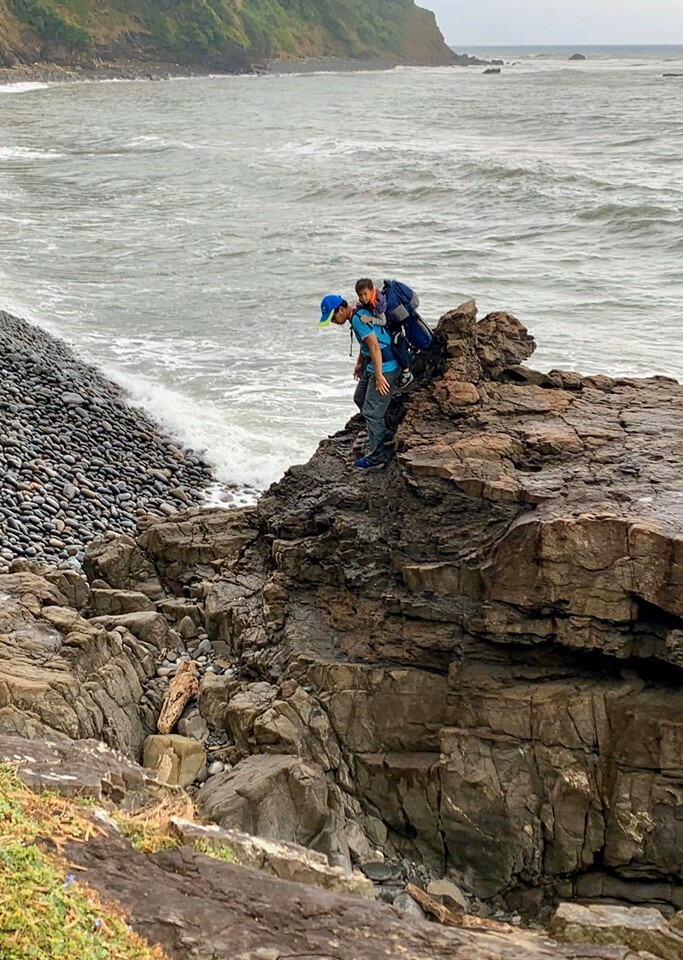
0, 764, 168, 960
0, 762, 242, 959
191, 837, 236, 862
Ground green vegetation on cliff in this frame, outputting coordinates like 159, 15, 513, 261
0, 764, 168, 959
0, 0, 454, 68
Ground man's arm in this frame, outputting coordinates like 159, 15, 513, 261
353, 349, 364, 380
364, 334, 390, 396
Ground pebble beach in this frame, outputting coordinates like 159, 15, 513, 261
0, 310, 216, 570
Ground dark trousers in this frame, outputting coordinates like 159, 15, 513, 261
353, 368, 399, 463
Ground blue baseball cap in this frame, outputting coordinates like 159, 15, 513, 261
319, 294, 345, 327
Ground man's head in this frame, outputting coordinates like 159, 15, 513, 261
355, 278, 375, 307
319, 294, 354, 326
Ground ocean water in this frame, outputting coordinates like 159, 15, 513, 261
0, 46, 681, 493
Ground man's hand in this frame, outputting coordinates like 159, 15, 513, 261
375, 372, 390, 396
353, 359, 364, 380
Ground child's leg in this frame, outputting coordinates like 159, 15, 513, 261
392, 329, 411, 371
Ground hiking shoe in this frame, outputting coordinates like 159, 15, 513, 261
398, 371, 414, 391
354, 456, 386, 469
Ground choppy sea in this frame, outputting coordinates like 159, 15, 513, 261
0, 45, 681, 494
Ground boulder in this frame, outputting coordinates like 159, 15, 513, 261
0, 734, 174, 809
137, 507, 257, 589
197, 754, 333, 849
0, 572, 158, 755
66, 824, 641, 960
88, 611, 171, 650
164, 304, 683, 911
550, 902, 683, 959
197, 672, 238, 730
427, 879, 469, 914
142, 734, 206, 788
88, 588, 156, 616
84, 534, 164, 599
169, 817, 374, 899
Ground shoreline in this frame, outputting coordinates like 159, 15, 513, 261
0, 308, 229, 571
0, 52, 492, 86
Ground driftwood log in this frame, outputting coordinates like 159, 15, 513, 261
157, 660, 199, 735
405, 885, 514, 933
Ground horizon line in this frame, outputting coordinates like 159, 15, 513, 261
447, 41, 683, 47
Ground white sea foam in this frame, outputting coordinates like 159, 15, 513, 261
0, 146, 62, 160
0, 81, 49, 95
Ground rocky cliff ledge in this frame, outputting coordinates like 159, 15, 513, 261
2, 303, 683, 954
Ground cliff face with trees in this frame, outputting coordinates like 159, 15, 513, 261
0, 0, 455, 70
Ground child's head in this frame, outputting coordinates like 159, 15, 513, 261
355, 278, 375, 306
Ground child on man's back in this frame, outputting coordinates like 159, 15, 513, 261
355, 278, 413, 390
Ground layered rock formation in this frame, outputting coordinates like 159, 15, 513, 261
3, 301, 683, 946
177, 302, 683, 914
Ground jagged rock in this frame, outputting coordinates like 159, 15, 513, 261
18, 301, 680, 917
0, 734, 175, 809
89, 587, 156, 616
166, 303, 683, 911
84, 534, 164, 599
550, 902, 683, 958
0, 572, 157, 754
197, 754, 334, 850
169, 817, 374, 899
143, 734, 206, 787
137, 507, 257, 589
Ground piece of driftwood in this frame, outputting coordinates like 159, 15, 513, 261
405, 884, 514, 932
157, 660, 199, 734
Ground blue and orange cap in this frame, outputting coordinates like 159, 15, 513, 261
319, 294, 345, 327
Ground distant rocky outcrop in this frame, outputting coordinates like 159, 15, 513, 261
3, 302, 683, 951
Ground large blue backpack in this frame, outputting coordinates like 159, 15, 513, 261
383, 279, 434, 352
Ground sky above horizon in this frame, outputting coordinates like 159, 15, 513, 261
420, 0, 683, 46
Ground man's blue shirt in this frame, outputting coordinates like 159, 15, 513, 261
351, 309, 399, 375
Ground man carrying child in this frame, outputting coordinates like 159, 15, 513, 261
355, 278, 414, 390
319, 292, 398, 469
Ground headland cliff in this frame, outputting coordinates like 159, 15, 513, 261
0, 0, 455, 76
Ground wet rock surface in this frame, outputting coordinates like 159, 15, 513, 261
0, 310, 214, 569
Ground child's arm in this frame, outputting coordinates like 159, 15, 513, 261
373, 290, 388, 324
